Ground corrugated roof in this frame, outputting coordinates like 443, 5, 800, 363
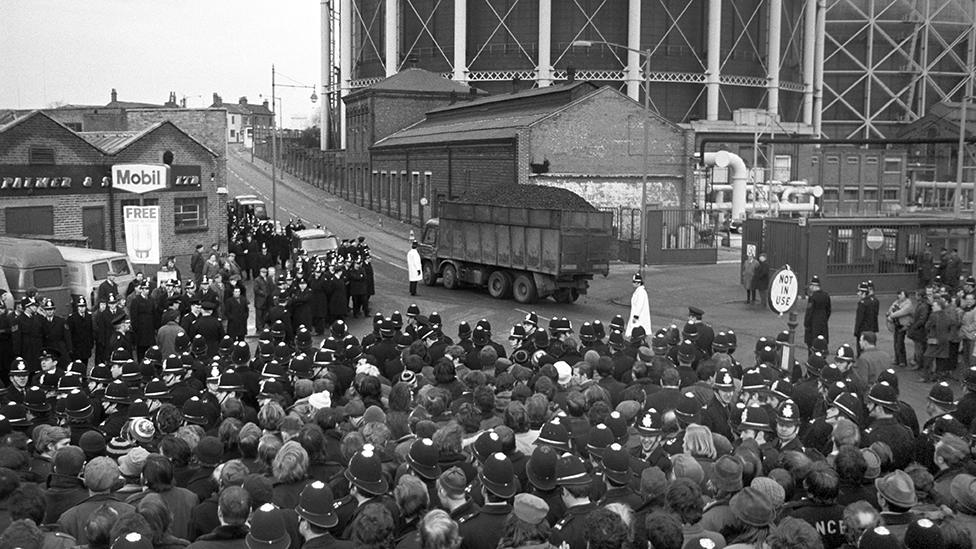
426, 81, 596, 115
372, 107, 551, 149
348, 68, 485, 99
78, 130, 146, 154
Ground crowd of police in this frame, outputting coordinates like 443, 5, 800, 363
0, 280, 971, 549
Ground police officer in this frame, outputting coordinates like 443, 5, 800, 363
703, 368, 737, 441
864, 381, 916, 470
458, 452, 515, 549
549, 454, 595, 549
854, 281, 879, 356
804, 275, 831, 352
335, 445, 399, 539
66, 297, 94, 367
598, 443, 642, 510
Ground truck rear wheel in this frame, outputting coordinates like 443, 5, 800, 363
442, 264, 460, 290
488, 271, 513, 299
513, 274, 537, 304
422, 261, 437, 286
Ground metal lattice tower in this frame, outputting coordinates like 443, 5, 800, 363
822, 0, 976, 138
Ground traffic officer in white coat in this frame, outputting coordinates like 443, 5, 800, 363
626, 273, 651, 338
406, 241, 422, 296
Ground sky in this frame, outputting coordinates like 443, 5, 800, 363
1, 0, 323, 128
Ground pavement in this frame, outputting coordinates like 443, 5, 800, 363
233, 146, 944, 416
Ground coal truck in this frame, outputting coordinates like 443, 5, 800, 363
417, 186, 612, 304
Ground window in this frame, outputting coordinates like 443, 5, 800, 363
884, 158, 903, 174
175, 197, 208, 230
120, 198, 158, 208
92, 261, 111, 281
28, 147, 55, 165
5, 206, 54, 235
110, 259, 131, 276
33, 268, 63, 288
162, 150, 174, 166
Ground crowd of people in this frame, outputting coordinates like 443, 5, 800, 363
2, 210, 976, 549
0, 274, 971, 549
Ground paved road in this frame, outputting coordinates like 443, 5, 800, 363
228, 146, 940, 417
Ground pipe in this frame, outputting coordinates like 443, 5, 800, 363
767, 0, 782, 119
704, 151, 748, 219
812, 0, 826, 135
537, 0, 552, 87
321, 0, 331, 151
698, 135, 976, 162
453, 0, 467, 81
802, 0, 816, 125
707, 0, 722, 120
339, 0, 351, 149
385, 0, 398, 77
711, 200, 817, 213
626, 0, 642, 100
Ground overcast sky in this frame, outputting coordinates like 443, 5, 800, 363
1, 0, 322, 128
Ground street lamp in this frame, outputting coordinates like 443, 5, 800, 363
571, 40, 651, 276
270, 65, 319, 225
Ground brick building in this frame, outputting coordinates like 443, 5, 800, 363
0, 111, 226, 277
210, 94, 273, 145
368, 81, 694, 228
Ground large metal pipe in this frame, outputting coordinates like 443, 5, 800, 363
704, 151, 748, 219
320, 0, 331, 151
537, 0, 552, 87
812, 0, 826, 135
385, 0, 398, 77
339, 0, 351, 149
699, 135, 976, 161
802, 0, 816, 125
707, 0, 722, 121
626, 0, 642, 100
453, 0, 467, 82
767, 0, 783, 119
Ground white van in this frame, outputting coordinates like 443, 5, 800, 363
56, 246, 136, 306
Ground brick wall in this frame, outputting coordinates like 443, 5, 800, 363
0, 112, 226, 279
368, 142, 515, 224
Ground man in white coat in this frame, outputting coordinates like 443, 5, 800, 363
627, 272, 651, 338
406, 241, 422, 296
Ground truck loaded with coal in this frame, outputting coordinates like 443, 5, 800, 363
417, 185, 612, 304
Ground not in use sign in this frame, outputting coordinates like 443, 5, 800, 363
768, 266, 799, 314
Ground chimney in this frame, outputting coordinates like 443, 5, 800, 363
110, 88, 117, 103
262, 99, 269, 110
239, 96, 248, 105
566, 68, 576, 83
167, 91, 177, 106
213, 93, 221, 106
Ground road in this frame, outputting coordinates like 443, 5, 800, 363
227, 146, 938, 415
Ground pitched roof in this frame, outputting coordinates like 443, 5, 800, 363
426, 81, 597, 117
372, 83, 613, 150
81, 120, 218, 157
210, 102, 249, 115
347, 68, 486, 100
0, 110, 106, 154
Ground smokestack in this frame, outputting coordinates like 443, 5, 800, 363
239, 96, 248, 105
213, 93, 221, 106
110, 88, 117, 103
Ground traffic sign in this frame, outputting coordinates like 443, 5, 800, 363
768, 265, 799, 314
866, 228, 884, 250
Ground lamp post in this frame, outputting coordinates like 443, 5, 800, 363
270, 65, 319, 225
571, 40, 651, 275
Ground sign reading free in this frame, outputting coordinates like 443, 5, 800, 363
113, 164, 170, 194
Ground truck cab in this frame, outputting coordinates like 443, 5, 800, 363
418, 219, 440, 283
229, 195, 268, 220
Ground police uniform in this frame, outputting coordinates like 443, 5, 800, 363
458, 502, 512, 549
549, 502, 597, 549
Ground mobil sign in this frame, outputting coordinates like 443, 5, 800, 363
113, 164, 169, 194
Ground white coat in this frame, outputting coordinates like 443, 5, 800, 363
407, 248, 423, 282
627, 284, 652, 337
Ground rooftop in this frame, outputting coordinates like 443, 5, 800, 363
347, 68, 487, 100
